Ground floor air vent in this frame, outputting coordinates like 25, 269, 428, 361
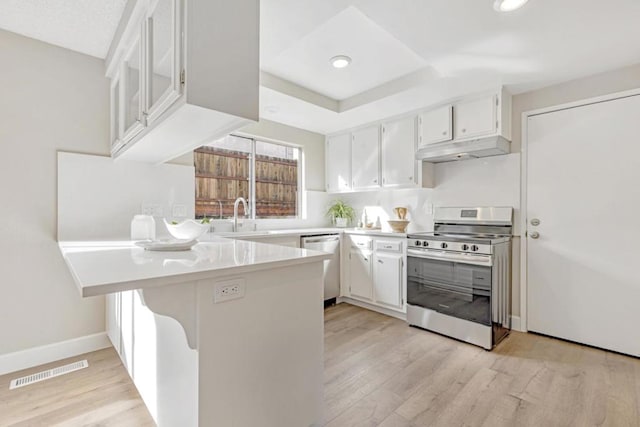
9, 360, 88, 390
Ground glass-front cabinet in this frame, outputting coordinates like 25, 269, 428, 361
122, 32, 145, 142
146, 0, 182, 125
110, 75, 122, 151
109, 0, 183, 155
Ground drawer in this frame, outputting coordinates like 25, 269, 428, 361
350, 235, 373, 250
375, 240, 403, 253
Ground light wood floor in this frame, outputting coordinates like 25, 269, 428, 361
0, 347, 154, 426
1, 303, 639, 426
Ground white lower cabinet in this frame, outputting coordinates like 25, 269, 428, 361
373, 251, 403, 309
343, 234, 406, 314
348, 247, 373, 300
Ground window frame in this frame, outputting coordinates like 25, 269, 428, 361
196, 134, 303, 220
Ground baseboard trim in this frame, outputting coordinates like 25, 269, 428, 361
337, 297, 407, 321
511, 315, 523, 332
0, 332, 111, 376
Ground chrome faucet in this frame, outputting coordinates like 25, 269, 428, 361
233, 197, 248, 232
217, 200, 223, 219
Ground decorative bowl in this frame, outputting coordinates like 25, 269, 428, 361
387, 219, 410, 233
164, 219, 210, 240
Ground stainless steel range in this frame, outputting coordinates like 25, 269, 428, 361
406, 207, 513, 350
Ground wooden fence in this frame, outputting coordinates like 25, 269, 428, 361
194, 147, 298, 218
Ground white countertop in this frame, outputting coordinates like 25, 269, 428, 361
60, 238, 331, 297
201, 227, 411, 240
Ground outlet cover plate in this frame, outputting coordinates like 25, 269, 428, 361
214, 279, 246, 303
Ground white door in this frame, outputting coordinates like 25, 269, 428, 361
373, 252, 403, 308
526, 93, 640, 357
381, 116, 417, 187
326, 133, 351, 192
454, 95, 496, 140
352, 125, 380, 190
418, 105, 453, 147
349, 248, 373, 300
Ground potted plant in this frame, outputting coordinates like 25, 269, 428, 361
327, 200, 355, 228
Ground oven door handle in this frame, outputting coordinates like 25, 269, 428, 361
407, 248, 492, 266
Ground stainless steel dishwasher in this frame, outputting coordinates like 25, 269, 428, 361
301, 234, 340, 304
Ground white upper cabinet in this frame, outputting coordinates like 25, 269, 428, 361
106, 0, 259, 163
454, 95, 498, 140
381, 116, 417, 187
351, 125, 380, 190
418, 105, 453, 147
326, 133, 352, 193
145, 0, 182, 126
110, 75, 122, 151
122, 32, 145, 142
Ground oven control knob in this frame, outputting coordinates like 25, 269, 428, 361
441, 242, 448, 249
414, 240, 421, 246
461, 244, 469, 251
471, 245, 479, 252
423, 241, 429, 247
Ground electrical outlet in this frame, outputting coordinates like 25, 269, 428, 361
172, 204, 187, 218
141, 203, 164, 217
214, 279, 246, 303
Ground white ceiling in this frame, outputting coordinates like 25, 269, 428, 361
0, 0, 127, 58
1, 0, 639, 134
262, 6, 427, 100
260, 0, 640, 133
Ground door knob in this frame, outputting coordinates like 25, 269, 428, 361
530, 218, 540, 226
529, 231, 540, 239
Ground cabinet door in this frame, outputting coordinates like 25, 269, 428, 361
120, 290, 135, 375
374, 252, 403, 308
419, 105, 453, 147
454, 95, 497, 140
110, 75, 123, 151
381, 116, 417, 187
326, 133, 352, 192
146, 0, 182, 125
351, 125, 380, 190
105, 293, 121, 354
123, 31, 145, 142
349, 248, 373, 300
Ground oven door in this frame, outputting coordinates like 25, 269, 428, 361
407, 249, 492, 325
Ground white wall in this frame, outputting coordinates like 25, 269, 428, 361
0, 30, 109, 355
58, 153, 195, 241
511, 62, 640, 153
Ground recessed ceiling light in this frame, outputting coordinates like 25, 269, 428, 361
494, 0, 529, 12
330, 55, 352, 69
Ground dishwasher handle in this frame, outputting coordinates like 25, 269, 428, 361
302, 236, 340, 244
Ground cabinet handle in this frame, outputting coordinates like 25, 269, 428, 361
462, 128, 467, 133
373, 179, 377, 183
442, 131, 447, 135
363, 257, 368, 261
408, 176, 413, 181
378, 259, 384, 264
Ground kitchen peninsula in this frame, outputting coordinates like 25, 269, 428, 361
59, 237, 330, 427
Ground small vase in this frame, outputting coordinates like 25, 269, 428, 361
335, 218, 348, 228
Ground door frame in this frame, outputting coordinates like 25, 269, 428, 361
519, 87, 640, 332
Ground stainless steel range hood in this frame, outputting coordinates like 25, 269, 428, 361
416, 135, 510, 163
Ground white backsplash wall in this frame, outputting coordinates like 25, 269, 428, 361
432, 153, 521, 235
58, 152, 195, 241
339, 188, 434, 233
205, 190, 333, 232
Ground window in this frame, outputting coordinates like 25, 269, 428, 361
195, 135, 301, 219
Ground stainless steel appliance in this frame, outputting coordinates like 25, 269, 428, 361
406, 207, 513, 350
301, 234, 341, 304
